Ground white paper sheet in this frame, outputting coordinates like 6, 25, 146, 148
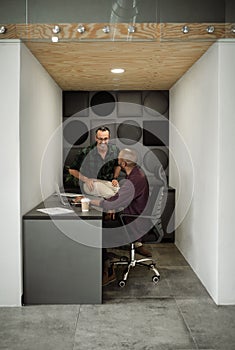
37, 207, 74, 215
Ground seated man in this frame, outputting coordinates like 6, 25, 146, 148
67, 126, 121, 198
91, 148, 152, 286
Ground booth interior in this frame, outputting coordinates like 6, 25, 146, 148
62, 90, 175, 243
22, 89, 175, 305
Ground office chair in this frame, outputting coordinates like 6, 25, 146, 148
112, 165, 167, 287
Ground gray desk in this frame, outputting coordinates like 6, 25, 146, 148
22, 196, 102, 305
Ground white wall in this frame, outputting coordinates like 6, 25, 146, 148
0, 41, 22, 306
20, 44, 62, 215
217, 41, 235, 304
0, 41, 62, 306
170, 40, 235, 304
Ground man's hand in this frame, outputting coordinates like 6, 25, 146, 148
112, 179, 119, 187
84, 178, 95, 191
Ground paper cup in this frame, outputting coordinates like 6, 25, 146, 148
81, 198, 90, 212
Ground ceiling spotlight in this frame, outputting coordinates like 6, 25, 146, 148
102, 25, 110, 33
77, 25, 85, 33
206, 26, 215, 34
128, 25, 136, 33
0, 25, 6, 34
182, 25, 189, 34
51, 36, 59, 43
52, 25, 60, 34
231, 25, 235, 33
111, 68, 125, 74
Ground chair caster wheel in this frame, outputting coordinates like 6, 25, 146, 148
118, 280, 126, 288
152, 275, 160, 284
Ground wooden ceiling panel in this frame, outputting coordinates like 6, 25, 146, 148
25, 40, 213, 90
1, 22, 229, 90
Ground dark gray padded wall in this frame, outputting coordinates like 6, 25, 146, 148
117, 120, 142, 145
143, 91, 169, 117
143, 148, 169, 173
63, 91, 89, 117
62, 90, 174, 242
117, 91, 142, 117
63, 90, 169, 184
143, 120, 169, 146
90, 91, 116, 118
63, 118, 89, 145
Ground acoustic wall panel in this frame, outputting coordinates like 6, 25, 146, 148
143, 120, 169, 146
143, 91, 169, 117
117, 91, 142, 117
117, 120, 142, 145
63, 118, 89, 147
63, 91, 89, 117
143, 148, 169, 173
90, 91, 116, 118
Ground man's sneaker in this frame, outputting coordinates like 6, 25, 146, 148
135, 245, 152, 257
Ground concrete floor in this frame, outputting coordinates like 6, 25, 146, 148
1, 244, 235, 350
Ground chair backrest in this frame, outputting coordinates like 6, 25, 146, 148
142, 165, 167, 243
144, 165, 167, 218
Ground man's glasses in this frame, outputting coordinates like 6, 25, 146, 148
96, 137, 109, 142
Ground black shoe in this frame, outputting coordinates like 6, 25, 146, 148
135, 246, 152, 257
102, 270, 116, 286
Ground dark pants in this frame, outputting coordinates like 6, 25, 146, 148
102, 215, 123, 272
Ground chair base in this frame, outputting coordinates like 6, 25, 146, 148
111, 243, 160, 287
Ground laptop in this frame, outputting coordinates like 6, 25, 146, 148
55, 184, 82, 206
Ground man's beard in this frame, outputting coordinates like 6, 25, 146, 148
98, 143, 108, 151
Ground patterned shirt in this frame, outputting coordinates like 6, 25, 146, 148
70, 143, 119, 181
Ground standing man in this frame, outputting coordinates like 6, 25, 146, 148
68, 126, 121, 198
91, 148, 152, 285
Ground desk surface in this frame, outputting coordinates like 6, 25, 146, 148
23, 195, 102, 220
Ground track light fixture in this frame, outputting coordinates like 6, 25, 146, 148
182, 25, 189, 34
102, 25, 110, 33
128, 25, 136, 33
52, 25, 60, 34
77, 25, 85, 33
206, 26, 215, 34
0, 26, 6, 34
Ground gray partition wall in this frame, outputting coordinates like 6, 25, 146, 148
62, 90, 170, 186
62, 90, 175, 242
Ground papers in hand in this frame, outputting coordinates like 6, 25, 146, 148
37, 207, 74, 215
60, 193, 82, 198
